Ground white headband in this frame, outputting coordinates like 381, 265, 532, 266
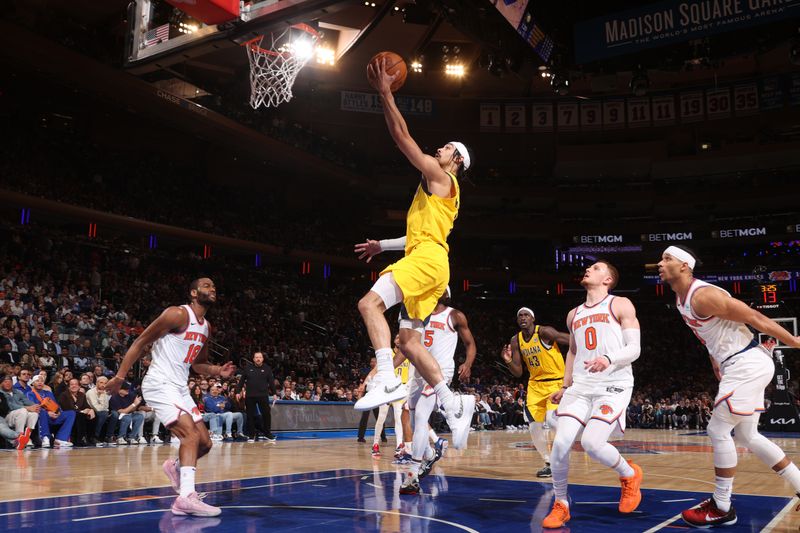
517, 307, 535, 319
664, 246, 696, 270
449, 141, 471, 170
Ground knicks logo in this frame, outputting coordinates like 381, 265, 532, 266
599, 404, 614, 416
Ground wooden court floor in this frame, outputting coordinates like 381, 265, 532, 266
2, 428, 798, 531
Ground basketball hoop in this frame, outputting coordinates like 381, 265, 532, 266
243, 23, 319, 109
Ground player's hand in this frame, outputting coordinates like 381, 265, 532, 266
500, 344, 513, 364
354, 239, 382, 263
105, 376, 124, 395
549, 388, 565, 404
367, 57, 397, 94
584, 356, 610, 373
218, 361, 236, 378
458, 363, 472, 381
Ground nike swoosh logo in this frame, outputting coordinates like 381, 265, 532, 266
190, 323, 197, 326
384, 383, 402, 394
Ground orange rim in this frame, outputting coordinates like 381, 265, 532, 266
242, 23, 319, 57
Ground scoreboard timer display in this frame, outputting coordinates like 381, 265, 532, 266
758, 283, 780, 305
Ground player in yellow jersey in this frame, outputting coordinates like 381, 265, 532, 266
352, 57, 475, 450
502, 307, 570, 478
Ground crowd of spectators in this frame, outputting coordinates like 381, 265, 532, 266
1, 220, 795, 449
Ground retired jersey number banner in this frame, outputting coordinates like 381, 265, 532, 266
574, 0, 800, 64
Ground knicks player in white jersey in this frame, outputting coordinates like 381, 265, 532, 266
658, 246, 800, 528
543, 261, 643, 529
399, 287, 476, 495
106, 278, 235, 517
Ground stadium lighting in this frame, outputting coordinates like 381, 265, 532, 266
316, 47, 335, 66
292, 38, 315, 61
445, 63, 465, 77
411, 61, 423, 73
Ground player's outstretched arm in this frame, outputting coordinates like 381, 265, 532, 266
692, 287, 800, 348
538, 326, 571, 351
501, 335, 524, 377
367, 59, 445, 188
453, 310, 477, 381
106, 306, 187, 395
354, 236, 406, 263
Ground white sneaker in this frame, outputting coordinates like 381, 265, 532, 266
442, 393, 475, 450
118, 437, 129, 445
55, 439, 73, 447
151, 435, 164, 444
41, 437, 51, 448
137, 436, 148, 445
210, 433, 223, 441
354, 374, 407, 411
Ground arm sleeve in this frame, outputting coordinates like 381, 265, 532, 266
379, 236, 406, 251
605, 328, 641, 367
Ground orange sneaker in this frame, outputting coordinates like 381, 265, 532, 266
619, 461, 643, 513
542, 500, 570, 529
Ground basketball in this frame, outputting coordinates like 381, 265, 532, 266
368, 51, 407, 92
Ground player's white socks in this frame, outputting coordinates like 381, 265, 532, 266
552, 464, 569, 506
433, 381, 454, 408
179, 466, 196, 498
529, 422, 550, 463
613, 455, 635, 478
404, 441, 412, 451
375, 348, 394, 376
713, 476, 734, 512
778, 463, 800, 492
428, 429, 438, 442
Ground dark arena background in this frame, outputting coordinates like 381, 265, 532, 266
1, 0, 800, 531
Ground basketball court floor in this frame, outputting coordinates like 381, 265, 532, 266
2, 428, 798, 532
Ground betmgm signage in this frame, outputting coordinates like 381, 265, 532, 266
574, 0, 800, 63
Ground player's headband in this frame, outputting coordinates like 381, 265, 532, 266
449, 141, 471, 170
664, 246, 696, 270
517, 307, 535, 319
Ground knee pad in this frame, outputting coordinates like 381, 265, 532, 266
707, 416, 738, 469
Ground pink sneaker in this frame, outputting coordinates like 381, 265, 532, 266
171, 492, 221, 517
163, 459, 180, 493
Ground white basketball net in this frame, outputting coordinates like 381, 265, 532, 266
244, 24, 318, 109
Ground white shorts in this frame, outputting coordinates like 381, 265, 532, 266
408, 366, 454, 408
715, 346, 774, 417
556, 382, 631, 438
141, 379, 202, 426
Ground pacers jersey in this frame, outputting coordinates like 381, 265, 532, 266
518, 326, 564, 381
404, 173, 460, 255
145, 305, 209, 387
570, 295, 632, 387
395, 356, 411, 384
677, 279, 754, 364
423, 306, 458, 372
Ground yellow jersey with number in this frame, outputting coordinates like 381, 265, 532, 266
404, 173, 460, 255
395, 357, 410, 384
518, 326, 564, 381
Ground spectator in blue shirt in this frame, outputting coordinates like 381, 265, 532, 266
109, 382, 145, 445
26, 374, 74, 448
203, 384, 244, 441
13, 367, 33, 395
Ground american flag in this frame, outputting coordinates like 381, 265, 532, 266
144, 23, 170, 47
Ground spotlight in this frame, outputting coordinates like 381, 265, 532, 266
411, 61, 423, 73
630, 65, 649, 96
315, 46, 335, 66
445, 63, 465, 77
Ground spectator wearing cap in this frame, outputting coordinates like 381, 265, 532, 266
0, 373, 39, 443
204, 383, 244, 441
58, 378, 95, 446
86, 376, 115, 445
26, 374, 75, 448
109, 382, 145, 445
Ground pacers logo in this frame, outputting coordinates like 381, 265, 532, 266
599, 404, 614, 416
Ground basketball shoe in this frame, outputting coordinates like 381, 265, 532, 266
171, 492, 221, 517
681, 498, 737, 527
371, 443, 381, 457
542, 500, 570, 528
618, 462, 643, 513
441, 393, 475, 450
14, 428, 31, 450
399, 471, 420, 495
354, 374, 407, 411
536, 462, 552, 478
163, 459, 180, 493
